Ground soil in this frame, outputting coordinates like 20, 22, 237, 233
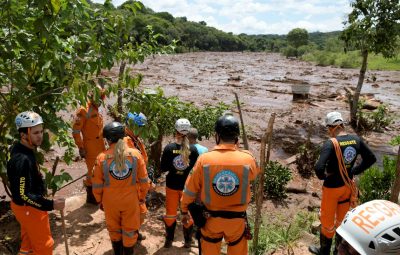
1, 52, 399, 255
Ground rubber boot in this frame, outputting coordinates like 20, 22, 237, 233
333, 233, 343, 255
309, 233, 333, 255
137, 231, 146, 241
164, 221, 176, 248
123, 246, 134, 255
111, 240, 123, 255
86, 185, 98, 205
183, 225, 194, 248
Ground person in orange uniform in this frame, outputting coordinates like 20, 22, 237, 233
124, 112, 149, 241
309, 112, 376, 255
161, 118, 199, 248
7, 111, 65, 255
92, 122, 150, 255
181, 114, 260, 255
72, 90, 106, 204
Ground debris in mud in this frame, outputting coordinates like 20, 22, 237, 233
228, 75, 241, 81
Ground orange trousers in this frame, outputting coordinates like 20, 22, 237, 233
139, 203, 147, 225
83, 157, 96, 186
201, 217, 247, 255
320, 185, 352, 238
164, 187, 193, 228
11, 202, 54, 255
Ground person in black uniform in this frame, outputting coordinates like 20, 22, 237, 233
309, 111, 376, 255
161, 118, 199, 248
7, 111, 65, 255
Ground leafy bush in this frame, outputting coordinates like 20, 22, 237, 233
283, 46, 298, 58
358, 156, 396, 203
296, 123, 320, 179
264, 161, 292, 199
356, 101, 393, 132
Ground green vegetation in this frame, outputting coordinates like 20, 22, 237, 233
357, 101, 393, 132
263, 161, 292, 199
359, 156, 397, 203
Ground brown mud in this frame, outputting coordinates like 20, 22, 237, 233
1, 52, 399, 255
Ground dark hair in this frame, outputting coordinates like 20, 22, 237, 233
18, 127, 28, 134
187, 128, 198, 140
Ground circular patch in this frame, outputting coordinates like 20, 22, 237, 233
343, 146, 357, 164
15, 117, 23, 128
109, 160, 132, 180
173, 155, 188, 171
212, 170, 240, 196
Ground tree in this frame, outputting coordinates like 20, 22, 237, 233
341, 0, 400, 128
389, 136, 400, 203
287, 28, 309, 49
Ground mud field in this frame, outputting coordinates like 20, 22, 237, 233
1, 52, 399, 255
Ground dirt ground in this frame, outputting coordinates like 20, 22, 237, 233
1, 52, 399, 255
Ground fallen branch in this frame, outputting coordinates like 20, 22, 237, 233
57, 174, 86, 192
234, 92, 249, 150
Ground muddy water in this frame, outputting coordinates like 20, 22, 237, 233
124, 52, 399, 162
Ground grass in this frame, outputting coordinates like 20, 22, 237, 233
249, 210, 318, 255
302, 50, 400, 71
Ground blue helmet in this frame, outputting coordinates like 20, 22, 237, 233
126, 112, 147, 127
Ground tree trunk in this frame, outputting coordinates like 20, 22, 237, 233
150, 133, 163, 177
350, 50, 368, 128
117, 61, 126, 121
234, 92, 249, 150
389, 145, 400, 203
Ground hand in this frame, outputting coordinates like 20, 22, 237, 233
53, 198, 65, 211
79, 148, 86, 158
181, 213, 190, 225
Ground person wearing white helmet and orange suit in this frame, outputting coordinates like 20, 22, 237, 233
160, 118, 199, 248
181, 114, 259, 255
336, 199, 400, 255
92, 121, 150, 255
7, 111, 65, 255
124, 112, 150, 241
309, 111, 377, 255
72, 88, 106, 204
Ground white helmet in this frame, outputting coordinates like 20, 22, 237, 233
175, 118, 191, 135
336, 200, 400, 255
15, 111, 44, 130
325, 111, 344, 126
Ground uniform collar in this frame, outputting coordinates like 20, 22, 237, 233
213, 144, 237, 151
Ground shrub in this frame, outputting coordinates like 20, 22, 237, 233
358, 156, 396, 203
264, 161, 292, 199
284, 46, 298, 58
356, 101, 393, 132
296, 122, 320, 179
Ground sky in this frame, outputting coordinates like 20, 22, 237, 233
91, 0, 353, 35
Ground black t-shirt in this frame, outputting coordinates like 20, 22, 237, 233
315, 134, 376, 188
160, 143, 199, 190
7, 142, 53, 211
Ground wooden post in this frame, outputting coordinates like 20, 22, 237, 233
60, 210, 70, 255
253, 113, 276, 251
234, 92, 249, 150
390, 145, 400, 203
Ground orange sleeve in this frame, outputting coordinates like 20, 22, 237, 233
72, 108, 86, 149
92, 154, 104, 203
136, 154, 150, 201
181, 158, 203, 213
137, 139, 148, 164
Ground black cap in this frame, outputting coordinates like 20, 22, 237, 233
215, 114, 240, 140
103, 122, 125, 143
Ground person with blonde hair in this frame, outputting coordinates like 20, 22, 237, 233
160, 118, 199, 248
92, 122, 150, 255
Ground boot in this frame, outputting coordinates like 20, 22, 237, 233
164, 222, 176, 248
308, 233, 333, 255
123, 246, 134, 255
137, 231, 146, 241
86, 185, 98, 205
111, 240, 123, 255
333, 233, 343, 255
183, 225, 194, 248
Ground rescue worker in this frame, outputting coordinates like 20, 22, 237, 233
309, 111, 376, 255
336, 200, 400, 255
72, 88, 106, 204
160, 118, 199, 248
92, 122, 150, 255
188, 127, 209, 155
181, 114, 260, 255
7, 111, 65, 255
124, 112, 149, 241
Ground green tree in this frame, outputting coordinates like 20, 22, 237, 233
287, 28, 309, 49
341, 0, 400, 128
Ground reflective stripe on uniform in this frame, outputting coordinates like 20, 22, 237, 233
164, 215, 177, 219
241, 165, 250, 205
92, 183, 103, 189
103, 160, 110, 187
72, 129, 80, 134
86, 105, 92, 119
183, 187, 197, 197
204, 165, 211, 205
18, 251, 30, 255
123, 230, 137, 238
139, 177, 149, 183
130, 156, 137, 185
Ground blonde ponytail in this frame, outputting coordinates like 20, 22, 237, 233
181, 135, 191, 167
113, 139, 126, 172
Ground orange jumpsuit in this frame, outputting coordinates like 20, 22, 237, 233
92, 144, 150, 247
124, 129, 149, 225
181, 144, 260, 255
72, 102, 105, 186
